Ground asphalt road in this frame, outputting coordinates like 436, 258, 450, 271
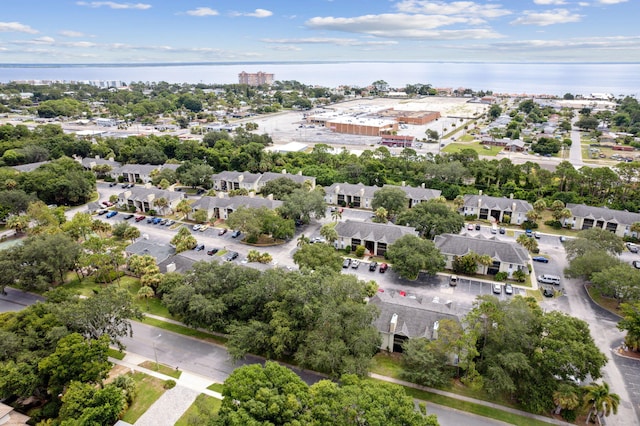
0, 287, 45, 313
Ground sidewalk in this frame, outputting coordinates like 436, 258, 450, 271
109, 353, 222, 426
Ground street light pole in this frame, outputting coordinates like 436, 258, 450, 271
152, 333, 161, 371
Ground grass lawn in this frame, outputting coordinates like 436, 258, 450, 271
370, 352, 404, 380
108, 348, 126, 360
207, 383, 225, 393
395, 382, 554, 426
217, 249, 228, 257
121, 372, 167, 424
441, 142, 502, 156
586, 285, 621, 316
63, 275, 140, 297
139, 360, 182, 378
128, 280, 174, 318
175, 394, 221, 426
139, 316, 228, 345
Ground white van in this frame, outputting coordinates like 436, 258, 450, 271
538, 274, 561, 285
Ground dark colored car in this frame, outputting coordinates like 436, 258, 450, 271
207, 248, 219, 256
342, 258, 351, 268
147, 217, 155, 223
633, 260, 640, 269
369, 261, 378, 271
379, 263, 389, 273
226, 251, 239, 261
152, 217, 162, 224
194, 244, 205, 251
532, 256, 549, 263
123, 214, 134, 220
231, 230, 241, 238
135, 215, 145, 222
109, 182, 117, 187
499, 227, 506, 234
218, 228, 228, 236
97, 209, 108, 215
543, 287, 554, 298
475, 224, 481, 230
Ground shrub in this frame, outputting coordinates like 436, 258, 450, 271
247, 249, 261, 262
163, 379, 176, 389
344, 245, 352, 254
521, 220, 538, 229
246, 235, 258, 244
355, 245, 366, 257
544, 219, 562, 229
502, 214, 511, 224
494, 272, 508, 282
561, 410, 577, 422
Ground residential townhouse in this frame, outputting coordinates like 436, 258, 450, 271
461, 193, 532, 225
434, 233, 530, 278
211, 170, 316, 192
324, 182, 441, 209
334, 220, 418, 256
118, 186, 185, 215
189, 193, 282, 221
118, 163, 180, 184
564, 203, 640, 238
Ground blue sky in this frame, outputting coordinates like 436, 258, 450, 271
0, 0, 638, 63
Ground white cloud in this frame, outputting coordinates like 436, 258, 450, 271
14, 36, 55, 45
510, 9, 582, 26
488, 35, 640, 51
268, 45, 303, 51
395, 1, 511, 18
231, 9, 273, 18
185, 7, 219, 17
598, 0, 628, 4
59, 30, 85, 37
262, 37, 398, 46
306, 13, 498, 38
533, 0, 566, 4
61, 41, 97, 48
0, 22, 38, 34
76, 2, 151, 10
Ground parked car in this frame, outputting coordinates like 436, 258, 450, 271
152, 217, 162, 224
146, 217, 154, 223
159, 218, 168, 225
493, 283, 502, 294
121, 183, 129, 188
499, 227, 506, 234
379, 263, 389, 273
231, 230, 241, 238
199, 224, 209, 232
192, 224, 201, 231
559, 236, 567, 243
207, 248, 219, 256
449, 275, 458, 286
218, 228, 228, 236
369, 261, 378, 272
475, 224, 481, 230
194, 244, 205, 251
525, 229, 533, 237
632, 260, 640, 269
351, 260, 360, 269
505, 284, 513, 295
342, 258, 351, 268
626, 242, 639, 253
105, 211, 118, 218
165, 220, 175, 226
109, 182, 117, 187
542, 287, 554, 298
134, 215, 145, 222
533, 231, 541, 239
123, 214, 134, 220
467, 223, 474, 230
101, 201, 113, 207
97, 209, 108, 215
532, 256, 549, 263
226, 251, 239, 261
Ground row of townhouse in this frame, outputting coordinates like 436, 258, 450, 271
188, 193, 282, 221
77, 157, 180, 184
323, 182, 442, 210
211, 170, 316, 192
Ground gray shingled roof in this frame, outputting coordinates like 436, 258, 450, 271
157, 254, 197, 274
463, 194, 532, 212
119, 186, 184, 203
567, 203, 640, 225
260, 171, 315, 186
118, 163, 159, 175
434, 233, 529, 265
384, 184, 442, 201
191, 195, 282, 211
125, 241, 175, 264
211, 170, 261, 183
324, 182, 380, 198
335, 220, 418, 244
369, 292, 463, 339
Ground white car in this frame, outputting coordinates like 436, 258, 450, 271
351, 260, 360, 269
192, 224, 201, 231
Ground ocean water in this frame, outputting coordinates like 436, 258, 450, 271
0, 62, 638, 97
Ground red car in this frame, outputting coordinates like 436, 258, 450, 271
101, 201, 113, 207
134, 215, 145, 222
379, 263, 389, 273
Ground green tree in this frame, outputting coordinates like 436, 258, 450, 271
371, 187, 407, 221
319, 223, 338, 244
564, 228, 624, 260
6, 214, 30, 234
401, 338, 450, 387
38, 333, 111, 396
259, 177, 302, 200
58, 381, 127, 426
226, 206, 264, 241
552, 383, 580, 416
386, 235, 445, 280
618, 301, 640, 351
397, 200, 465, 238
137, 285, 155, 310
583, 382, 620, 425
171, 225, 197, 253
517, 233, 539, 252
280, 187, 326, 223
192, 208, 208, 224
293, 243, 343, 272
591, 264, 640, 306
176, 199, 192, 219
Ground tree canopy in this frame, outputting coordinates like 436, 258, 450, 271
386, 235, 445, 279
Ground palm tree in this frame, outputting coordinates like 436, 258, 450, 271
320, 224, 338, 244
373, 207, 388, 223
533, 199, 547, 213
517, 234, 538, 252
553, 383, 580, 415
6, 214, 30, 234
453, 195, 465, 211
631, 222, 640, 235
583, 382, 620, 425
331, 208, 342, 223
176, 199, 191, 220
297, 235, 310, 247
476, 254, 493, 274
154, 197, 169, 215
526, 209, 541, 223
553, 207, 572, 223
